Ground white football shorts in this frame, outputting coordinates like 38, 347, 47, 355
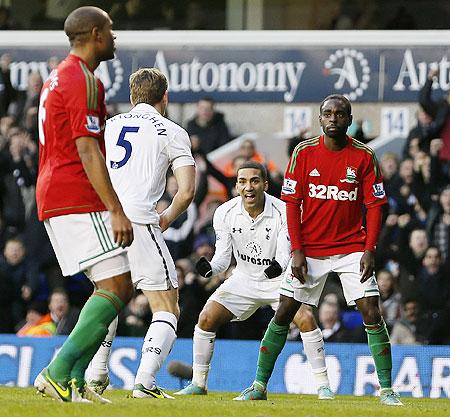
44, 211, 130, 282
279, 252, 379, 306
127, 223, 178, 291
209, 277, 279, 321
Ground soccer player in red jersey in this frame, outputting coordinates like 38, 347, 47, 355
236, 95, 402, 406
34, 7, 133, 403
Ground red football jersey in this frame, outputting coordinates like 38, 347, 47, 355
281, 135, 387, 256
36, 54, 107, 220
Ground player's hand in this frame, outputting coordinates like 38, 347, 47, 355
159, 211, 170, 232
196, 256, 213, 278
110, 210, 134, 247
263, 259, 283, 279
360, 250, 374, 283
291, 250, 307, 284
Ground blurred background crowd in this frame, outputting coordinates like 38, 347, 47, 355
0, 46, 448, 346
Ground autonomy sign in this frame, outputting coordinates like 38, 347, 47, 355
1, 46, 449, 103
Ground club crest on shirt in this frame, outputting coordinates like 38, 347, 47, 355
86, 115, 101, 134
340, 166, 358, 184
282, 178, 297, 195
372, 182, 386, 198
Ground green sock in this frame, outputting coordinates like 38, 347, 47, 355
365, 320, 392, 389
255, 319, 289, 387
48, 289, 124, 386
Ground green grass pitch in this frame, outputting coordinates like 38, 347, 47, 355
2, 387, 449, 417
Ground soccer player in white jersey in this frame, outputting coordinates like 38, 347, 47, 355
174, 161, 334, 400
86, 68, 195, 399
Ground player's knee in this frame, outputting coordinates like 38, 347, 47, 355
296, 306, 315, 330
362, 306, 382, 325
198, 309, 216, 332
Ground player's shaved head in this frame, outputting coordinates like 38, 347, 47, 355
64, 6, 110, 45
320, 94, 352, 116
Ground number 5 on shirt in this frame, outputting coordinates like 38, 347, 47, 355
110, 126, 140, 169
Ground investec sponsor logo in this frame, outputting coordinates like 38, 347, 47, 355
154, 50, 306, 102
308, 184, 358, 201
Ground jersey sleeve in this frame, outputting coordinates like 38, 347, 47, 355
275, 206, 291, 271
168, 129, 195, 171
281, 150, 303, 203
65, 71, 105, 140
362, 152, 388, 207
209, 207, 233, 275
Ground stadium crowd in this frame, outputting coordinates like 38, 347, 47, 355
0, 59, 448, 345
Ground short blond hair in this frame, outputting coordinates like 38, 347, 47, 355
129, 68, 168, 106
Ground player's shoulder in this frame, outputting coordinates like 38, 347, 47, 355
291, 136, 321, 156
266, 194, 286, 218
215, 197, 240, 218
163, 116, 189, 138
349, 137, 376, 158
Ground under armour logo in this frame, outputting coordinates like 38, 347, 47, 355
232, 228, 242, 233
265, 228, 271, 240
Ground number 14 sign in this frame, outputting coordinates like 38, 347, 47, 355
380, 107, 410, 139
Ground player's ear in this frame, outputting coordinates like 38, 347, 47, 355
264, 180, 268, 191
348, 114, 353, 127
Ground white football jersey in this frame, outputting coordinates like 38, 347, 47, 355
210, 193, 291, 298
105, 103, 195, 224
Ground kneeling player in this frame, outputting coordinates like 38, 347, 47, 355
174, 161, 334, 400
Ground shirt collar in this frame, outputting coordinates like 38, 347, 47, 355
132, 103, 159, 114
239, 192, 272, 222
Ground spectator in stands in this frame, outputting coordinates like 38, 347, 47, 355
186, 97, 231, 154
390, 300, 421, 345
0, 54, 16, 118
48, 288, 80, 335
403, 110, 437, 157
318, 299, 353, 343
0, 6, 17, 30
426, 186, 450, 262
0, 237, 35, 328
379, 152, 400, 199
119, 293, 152, 337
9, 71, 43, 130
16, 301, 55, 336
176, 262, 207, 338
429, 138, 449, 192
109, 0, 151, 30
376, 269, 401, 330
419, 68, 450, 173
0, 250, 15, 332
223, 139, 282, 196
415, 246, 450, 344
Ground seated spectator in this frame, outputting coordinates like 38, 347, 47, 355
223, 139, 282, 196
186, 97, 231, 154
177, 261, 207, 338
390, 300, 421, 345
119, 293, 152, 337
0, 237, 33, 327
379, 152, 399, 199
377, 269, 401, 330
0, 250, 14, 332
416, 246, 450, 344
48, 288, 79, 335
318, 299, 353, 343
16, 301, 55, 337
403, 110, 438, 158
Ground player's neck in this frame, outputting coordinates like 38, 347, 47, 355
323, 134, 348, 151
69, 49, 100, 72
244, 198, 265, 219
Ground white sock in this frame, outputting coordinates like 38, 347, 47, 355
86, 316, 118, 382
300, 328, 330, 388
134, 311, 177, 389
192, 325, 216, 389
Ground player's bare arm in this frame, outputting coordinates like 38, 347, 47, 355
76, 136, 133, 247
291, 249, 307, 284
159, 165, 196, 232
